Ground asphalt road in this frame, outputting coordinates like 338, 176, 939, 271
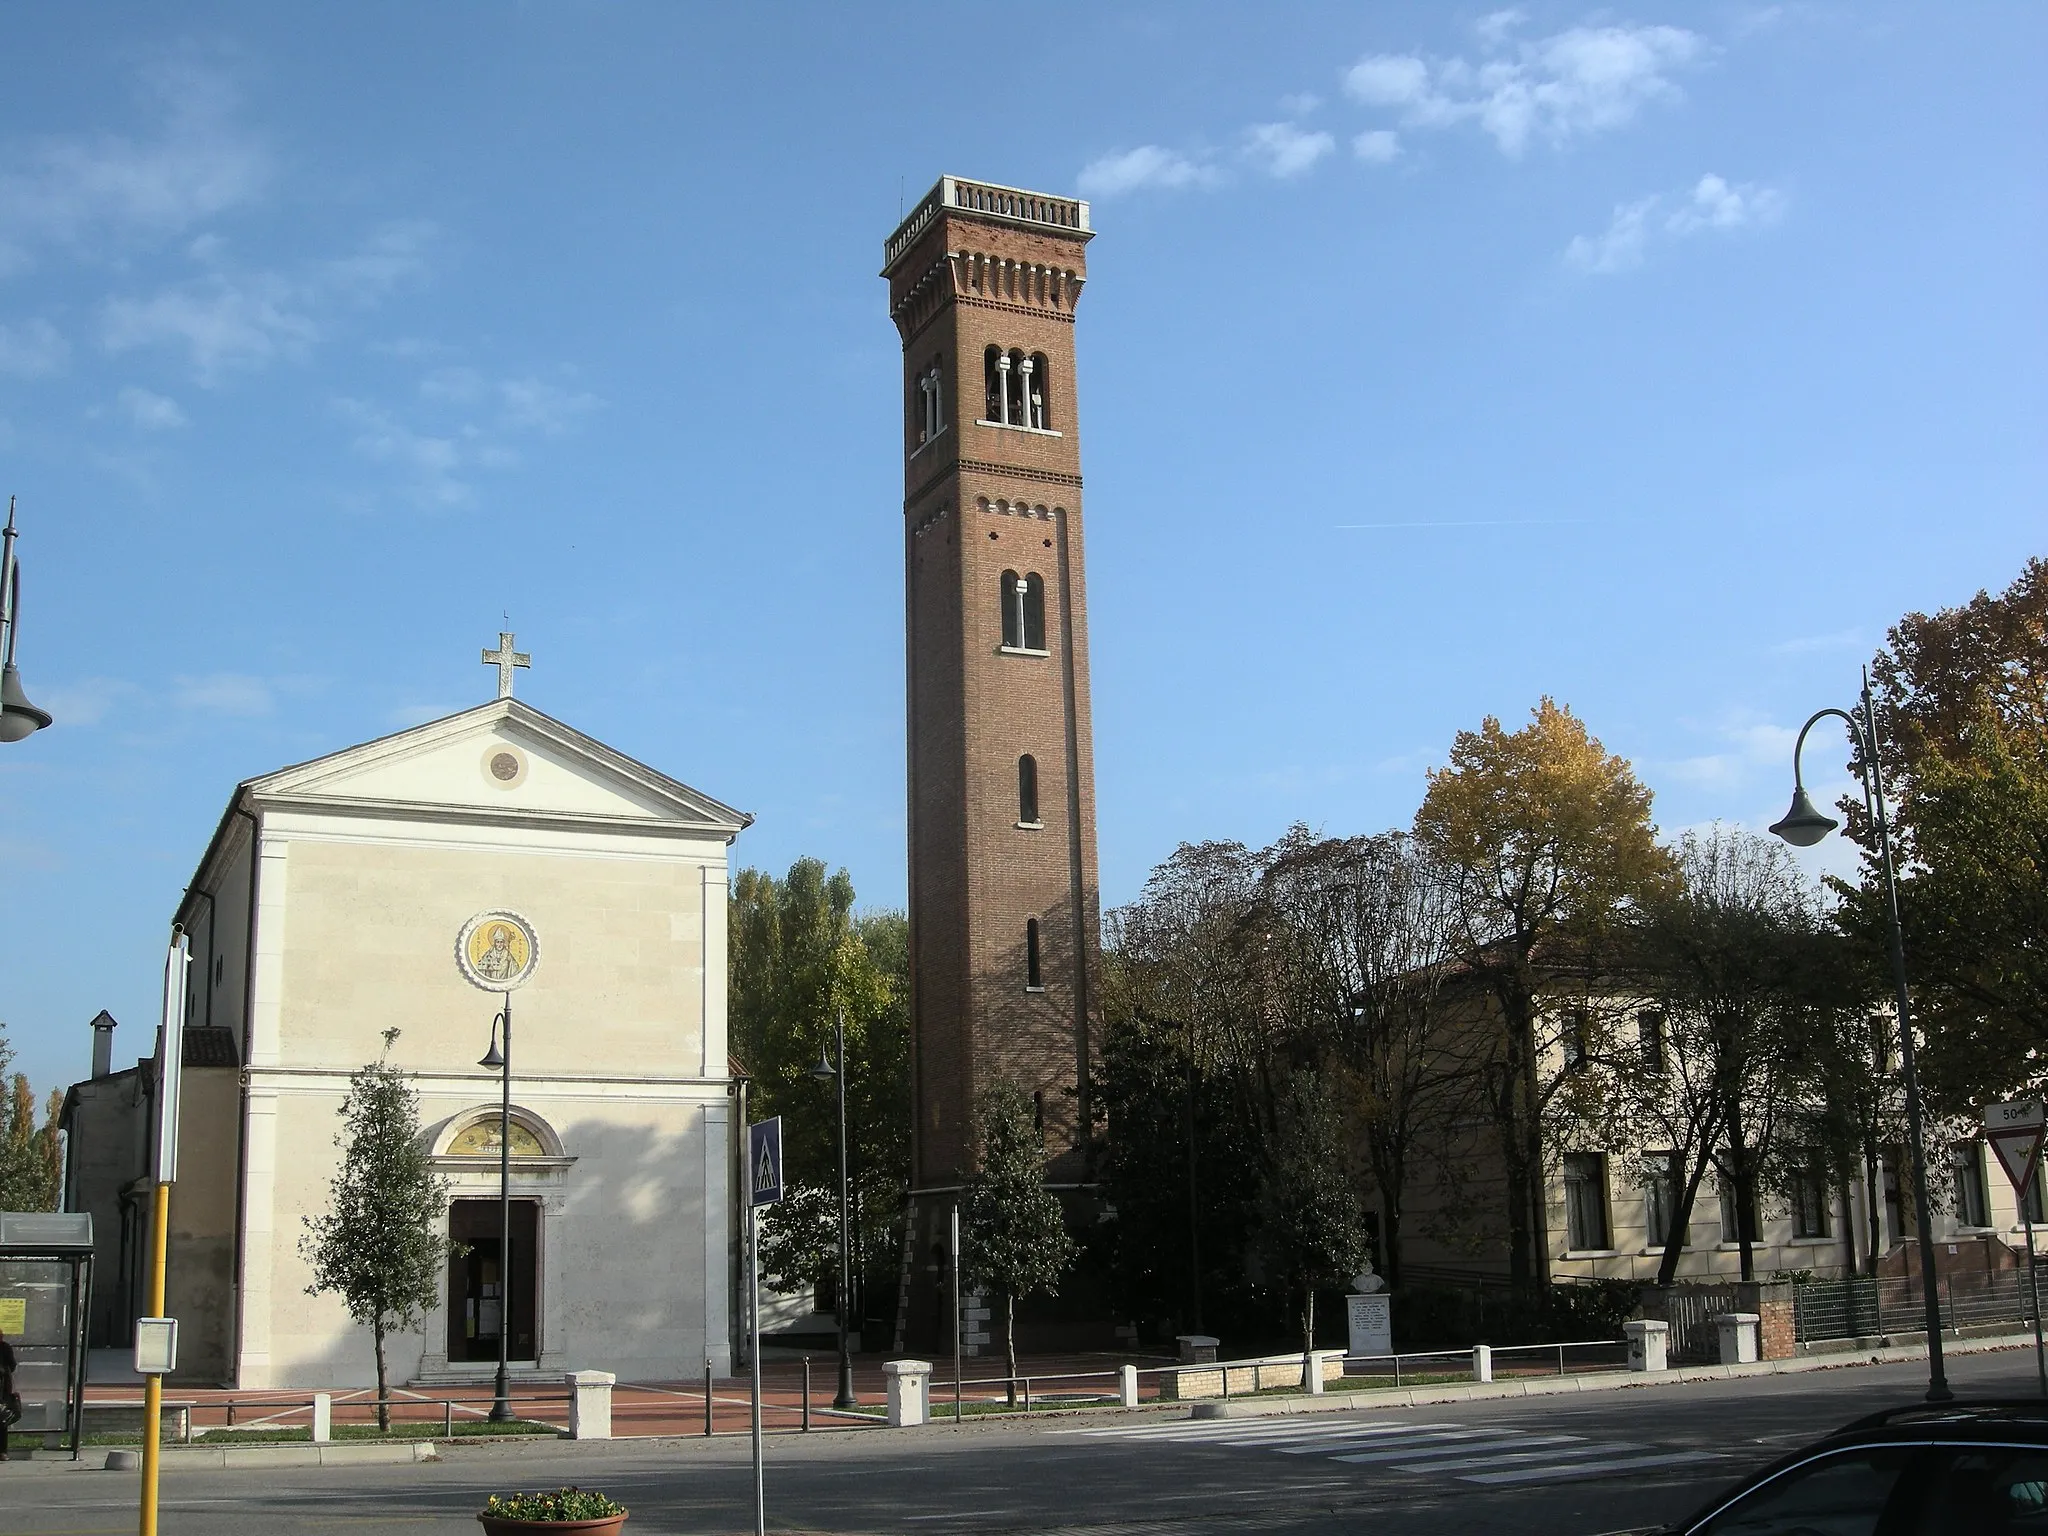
2, 1348, 2039, 1535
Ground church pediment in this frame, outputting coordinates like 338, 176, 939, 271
241, 699, 749, 836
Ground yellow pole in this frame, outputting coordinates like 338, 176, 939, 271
140, 1179, 170, 1536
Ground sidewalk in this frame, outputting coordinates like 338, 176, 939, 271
76, 1350, 1174, 1442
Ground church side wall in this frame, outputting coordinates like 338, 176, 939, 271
164, 1067, 241, 1383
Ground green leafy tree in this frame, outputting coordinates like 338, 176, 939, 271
300, 1032, 452, 1428
0, 1025, 64, 1212
1414, 699, 1675, 1288
962, 1082, 1076, 1400
731, 859, 910, 1322
1255, 1071, 1373, 1354
1847, 558, 2048, 1111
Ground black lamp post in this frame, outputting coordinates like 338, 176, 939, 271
810, 1006, 857, 1410
1769, 670, 1951, 1403
479, 996, 515, 1422
0, 497, 54, 744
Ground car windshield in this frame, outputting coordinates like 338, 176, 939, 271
1693, 1447, 1916, 1535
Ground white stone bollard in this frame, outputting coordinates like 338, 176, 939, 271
1119, 1364, 1138, 1408
1625, 1319, 1670, 1372
1714, 1313, 1761, 1366
311, 1393, 332, 1443
884, 1359, 933, 1427
1304, 1351, 1325, 1395
567, 1371, 616, 1440
1471, 1344, 1493, 1384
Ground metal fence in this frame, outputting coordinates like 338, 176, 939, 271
1661, 1283, 1747, 1362
1793, 1267, 2041, 1344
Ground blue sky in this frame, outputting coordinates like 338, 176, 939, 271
0, 4, 2041, 1098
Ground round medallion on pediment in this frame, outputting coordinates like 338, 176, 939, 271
456, 909, 540, 992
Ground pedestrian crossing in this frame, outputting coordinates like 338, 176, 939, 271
1062, 1413, 1726, 1488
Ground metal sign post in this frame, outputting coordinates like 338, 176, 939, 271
1985, 1097, 2046, 1396
746, 1117, 782, 1536
951, 1204, 963, 1424
140, 930, 188, 1536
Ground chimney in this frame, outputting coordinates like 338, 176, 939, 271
89, 1009, 118, 1079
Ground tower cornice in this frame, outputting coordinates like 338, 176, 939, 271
883, 175, 1092, 277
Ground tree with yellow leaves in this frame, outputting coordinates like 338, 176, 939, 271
1414, 699, 1674, 1289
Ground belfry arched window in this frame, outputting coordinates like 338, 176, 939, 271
1026, 918, 1043, 990
1017, 754, 1039, 825
985, 346, 1045, 428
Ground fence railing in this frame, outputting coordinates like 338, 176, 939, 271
1662, 1283, 1748, 1362
93, 1391, 569, 1444
1794, 1267, 2042, 1344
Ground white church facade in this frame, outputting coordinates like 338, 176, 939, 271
77, 658, 749, 1388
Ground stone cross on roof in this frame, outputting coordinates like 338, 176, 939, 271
482, 632, 531, 699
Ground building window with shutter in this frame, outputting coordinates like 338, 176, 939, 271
1952, 1142, 1990, 1228
1637, 1010, 1666, 1075
1564, 1152, 1609, 1251
1792, 1156, 1833, 1239
1642, 1151, 1681, 1248
1017, 755, 1040, 826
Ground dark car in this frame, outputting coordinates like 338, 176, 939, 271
1645, 1400, 2048, 1534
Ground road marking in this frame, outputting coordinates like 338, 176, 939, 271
1332, 1434, 1554, 1465
1396, 1441, 1637, 1473
1462, 1450, 1724, 1485
902, 1511, 1020, 1522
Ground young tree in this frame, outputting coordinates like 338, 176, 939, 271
1255, 1070, 1373, 1354
1635, 828, 1826, 1282
1414, 699, 1674, 1287
962, 1082, 1076, 1401
300, 1032, 451, 1429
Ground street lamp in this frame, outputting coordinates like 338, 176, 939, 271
1770, 669, 1951, 1403
810, 1006, 857, 1410
0, 497, 54, 743
479, 998, 516, 1422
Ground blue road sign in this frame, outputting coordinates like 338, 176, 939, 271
748, 1117, 783, 1207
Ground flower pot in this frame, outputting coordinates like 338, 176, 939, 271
477, 1517, 627, 1535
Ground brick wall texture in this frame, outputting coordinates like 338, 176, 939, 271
885, 185, 1103, 1196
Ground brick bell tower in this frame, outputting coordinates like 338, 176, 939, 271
884, 177, 1102, 1329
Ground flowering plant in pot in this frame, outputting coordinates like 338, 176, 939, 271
477, 1487, 628, 1534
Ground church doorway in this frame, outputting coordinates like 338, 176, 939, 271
448, 1198, 539, 1363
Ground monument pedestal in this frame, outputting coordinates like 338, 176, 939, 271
1345, 1293, 1391, 1358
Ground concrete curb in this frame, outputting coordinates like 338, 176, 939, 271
160, 1440, 444, 1468
1186, 1332, 2039, 1421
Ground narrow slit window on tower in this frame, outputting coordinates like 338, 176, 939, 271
1025, 918, 1042, 990
1032, 1090, 1045, 1132
1022, 573, 1046, 650
1000, 569, 1023, 648
917, 359, 945, 444
1017, 754, 1039, 825
1027, 352, 1050, 429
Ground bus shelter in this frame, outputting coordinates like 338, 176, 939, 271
0, 1212, 93, 1460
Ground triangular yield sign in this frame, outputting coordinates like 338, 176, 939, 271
1988, 1125, 2046, 1199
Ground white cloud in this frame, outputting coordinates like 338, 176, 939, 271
497, 377, 600, 435
101, 270, 316, 381
1076, 145, 1214, 198
117, 386, 186, 429
1566, 172, 1786, 275
0, 59, 269, 271
340, 368, 598, 507
1243, 122, 1336, 179
1353, 130, 1402, 165
36, 677, 134, 728
173, 672, 273, 715
1278, 92, 1322, 117
99, 225, 433, 383
1667, 172, 1785, 233
0, 319, 69, 377
1343, 22, 1705, 157
1565, 194, 1657, 273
